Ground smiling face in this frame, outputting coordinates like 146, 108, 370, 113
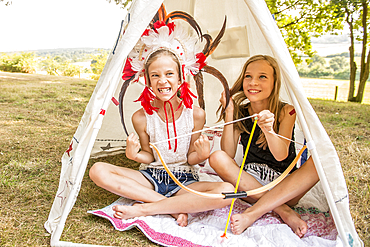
242, 59, 275, 106
147, 52, 181, 102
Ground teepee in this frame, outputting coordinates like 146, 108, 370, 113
44, 0, 362, 246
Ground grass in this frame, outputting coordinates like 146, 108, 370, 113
0, 71, 369, 246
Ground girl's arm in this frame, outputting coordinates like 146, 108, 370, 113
258, 104, 296, 161
220, 92, 242, 158
126, 109, 155, 164
187, 106, 210, 165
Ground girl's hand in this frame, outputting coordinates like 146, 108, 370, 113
125, 133, 141, 160
194, 134, 210, 161
257, 110, 275, 133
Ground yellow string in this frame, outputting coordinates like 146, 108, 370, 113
149, 116, 307, 239
221, 117, 258, 238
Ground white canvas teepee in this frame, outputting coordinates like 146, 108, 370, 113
44, 0, 362, 246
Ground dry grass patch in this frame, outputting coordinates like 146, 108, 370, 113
0, 71, 155, 246
310, 99, 370, 245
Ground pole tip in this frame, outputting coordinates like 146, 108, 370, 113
218, 233, 229, 244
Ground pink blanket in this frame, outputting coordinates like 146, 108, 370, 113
88, 197, 338, 247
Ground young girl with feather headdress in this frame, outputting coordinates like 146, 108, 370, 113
89, 13, 234, 226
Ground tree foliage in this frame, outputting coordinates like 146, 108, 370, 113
90, 50, 109, 80
331, 0, 370, 103
1, 49, 110, 78
0, 52, 36, 73
329, 56, 347, 71
61, 62, 81, 77
106, 0, 131, 8
35, 48, 98, 63
296, 54, 362, 80
40, 56, 61, 76
266, 0, 344, 64
39, 55, 81, 77
308, 55, 326, 67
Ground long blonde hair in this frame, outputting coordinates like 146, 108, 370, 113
220, 55, 285, 149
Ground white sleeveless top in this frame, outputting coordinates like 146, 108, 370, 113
139, 107, 197, 174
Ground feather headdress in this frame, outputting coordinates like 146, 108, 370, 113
126, 21, 205, 84
119, 4, 230, 150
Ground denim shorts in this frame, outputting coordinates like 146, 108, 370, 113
140, 168, 198, 197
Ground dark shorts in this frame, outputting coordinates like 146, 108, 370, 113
140, 168, 198, 197
244, 163, 281, 185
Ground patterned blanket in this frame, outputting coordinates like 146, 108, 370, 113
88, 197, 338, 247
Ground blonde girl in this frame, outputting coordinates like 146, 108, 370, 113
209, 55, 319, 237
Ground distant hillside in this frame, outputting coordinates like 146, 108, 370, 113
33, 48, 110, 57
311, 34, 362, 57
3, 48, 110, 63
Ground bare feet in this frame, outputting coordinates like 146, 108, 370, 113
230, 206, 307, 237
278, 206, 307, 238
112, 203, 188, 227
230, 212, 256, 235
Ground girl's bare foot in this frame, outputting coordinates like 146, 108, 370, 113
113, 204, 144, 219
112, 203, 188, 227
230, 205, 307, 237
172, 213, 188, 227
230, 212, 256, 235
278, 206, 307, 238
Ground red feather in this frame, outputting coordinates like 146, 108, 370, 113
142, 28, 151, 36
134, 87, 158, 115
122, 58, 136, 81
153, 20, 175, 34
178, 82, 196, 109
196, 53, 207, 70
153, 20, 166, 30
167, 22, 175, 34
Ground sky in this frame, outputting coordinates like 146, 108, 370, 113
0, 0, 361, 56
0, 0, 127, 52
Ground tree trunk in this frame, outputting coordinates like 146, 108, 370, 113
353, 0, 369, 103
359, 0, 367, 80
347, 13, 357, 102
354, 50, 370, 103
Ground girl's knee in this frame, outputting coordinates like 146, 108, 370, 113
214, 182, 234, 194
301, 157, 318, 176
222, 182, 235, 192
89, 162, 107, 181
209, 150, 227, 168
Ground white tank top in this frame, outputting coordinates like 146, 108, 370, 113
139, 107, 197, 174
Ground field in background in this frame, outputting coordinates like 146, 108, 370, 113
301, 78, 370, 104
0, 71, 369, 246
